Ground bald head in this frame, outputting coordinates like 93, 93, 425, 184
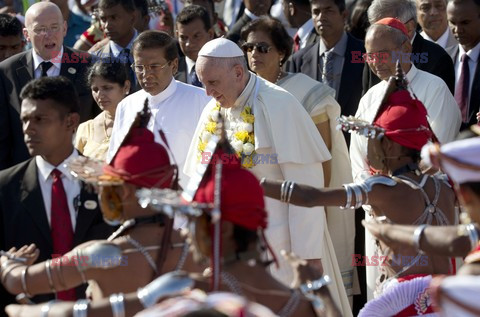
23, 1, 66, 61
365, 24, 412, 81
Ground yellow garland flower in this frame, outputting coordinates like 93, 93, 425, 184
234, 131, 250, 143
241, 107, 255, 124
205, 122, 217, 134
198, 141, 206, 152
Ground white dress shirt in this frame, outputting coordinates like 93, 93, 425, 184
350, 64, 461, 183
421, 27, 450, 49
36, 149, 81, 229
109, 30, 138, 58
107, 78, 211, 189
296, 19, 314, 50
32, 47, 63, 78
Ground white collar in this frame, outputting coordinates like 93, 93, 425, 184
147, 77, 178, 107
459, 40, 480, 63
109, 29, 138, 57
185, 56, 196, 74
411, 32, 416, 44
36, 149, 79, 182
32, 46, 63, 72
296, 19, 314, 43
244, 8, 259, 20
233, 72, 255, 109
421, 27, 449, 49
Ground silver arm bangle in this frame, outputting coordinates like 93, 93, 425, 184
259, 177, 266, 185
280, 181, 287, 202
352, 185, 363, 209
413, 224, 427, 253
286, 181, 295, 204
341, 185, 353, 209
41, 300, 58, 317
73, 299, 89, 317
21, 266, 32, 297
109, 293, 125, 317
465, 224, 479, 251
300, 275, 332, 294
75, 249, 87, 284
45, 260, 56, 293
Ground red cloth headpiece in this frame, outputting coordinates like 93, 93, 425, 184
103, 128, 175, 189
373, 90, 433, 150
193, 148, 267, 230
375, 17, 409, 37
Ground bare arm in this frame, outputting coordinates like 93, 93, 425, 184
261, 179, 347, 208
363, 222, 478, 257
315, 118, 332, 187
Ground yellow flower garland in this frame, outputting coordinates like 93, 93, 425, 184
198, 103, 256, 169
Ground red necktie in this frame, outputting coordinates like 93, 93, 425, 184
293, 33, 300, 53
455, 53, 470, 122
50, 169, 77, 300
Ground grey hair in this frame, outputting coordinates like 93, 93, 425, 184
196, 56, 248, 72
366, 23, 409, 47
367, 0, 417, 25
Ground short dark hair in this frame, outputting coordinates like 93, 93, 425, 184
87, 61, 129, 87
240, 17, 293, 65
309, 0, 346, 12
20, 77, 80, 115
133, 0, 149, 17
98, 0, 135, 12
233, 225, 258, 254
0, 14, 23, 38
176, 5, 212, 31
133, 30, 178, 61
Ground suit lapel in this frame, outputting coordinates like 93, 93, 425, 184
339, 35, 356, 109
59, 47, 80, 83
468, 50, 480, 123
15, 51, 34, 97
73, 183, 100, 245
301, 42, 320, 80
20, 159, 53, 246
175, 57, 188, 83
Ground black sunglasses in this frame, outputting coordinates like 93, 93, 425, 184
241, 42, 272, 54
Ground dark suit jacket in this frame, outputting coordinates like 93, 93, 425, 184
0, 47, 97, 170
226, 13, 252, 44
174, 56, 188, 84
362, 32, 456, 95
0, 158, 114, 314
286, 33, 365, 117
451, 46, 480, 129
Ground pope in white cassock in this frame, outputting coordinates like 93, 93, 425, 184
349, 18, 461, 300
183, 38, 352, 316
107, 31, 212, 189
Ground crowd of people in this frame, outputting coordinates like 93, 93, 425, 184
0, 0, 479, 316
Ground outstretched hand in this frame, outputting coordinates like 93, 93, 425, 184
282, 251, 323, 289
1, 244, 40, 267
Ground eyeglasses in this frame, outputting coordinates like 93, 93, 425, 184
30, 25, 61, 35
241, 42, 272, 54
131, 61, 170, 73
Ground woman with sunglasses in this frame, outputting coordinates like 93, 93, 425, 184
75, 62, 131, 161
240, 16, 356, 300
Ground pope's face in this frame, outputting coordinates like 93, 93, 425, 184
196, 56, 244, 108
24, 5, 66, 61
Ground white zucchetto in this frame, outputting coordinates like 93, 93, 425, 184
198, 38, 244, 58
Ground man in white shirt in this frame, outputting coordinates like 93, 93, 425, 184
0, 77, 112, 310
107, 31, 211, 189
417, 0, 458, 60
447, 0, 480, 128
349, 18, 461, 300
184, 38, 352, 316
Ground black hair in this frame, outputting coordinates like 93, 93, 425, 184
98, 0, 136, 12
460, 182, 480, 195
240, 16, 293, 65
0, 14, 23, 37
87, 61, 129, 87
289, 0, 310, 7
132, 30, 178, 61
347, 0, 372, 40
20, 77, 80, 115
183, 309, 228, 317
309, 0, 346, 12
176, 4, 212, 31
133, 0, 149, 17
233, 225, 258, 254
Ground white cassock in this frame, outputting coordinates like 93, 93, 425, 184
107, 78, 212, 189
185, 73, 352, 317
349, 64, 461, 300
278, 72, 357, 301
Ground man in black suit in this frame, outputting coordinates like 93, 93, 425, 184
174, 5, 214, 86
447, 0, 480, 129
0, 2, 96, 171
286, 0, 365, 119
226, 0, 273, 44
0, 77, 112, 314
362, 0, 455, 95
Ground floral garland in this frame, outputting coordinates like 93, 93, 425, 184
198, 103, 256, 169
